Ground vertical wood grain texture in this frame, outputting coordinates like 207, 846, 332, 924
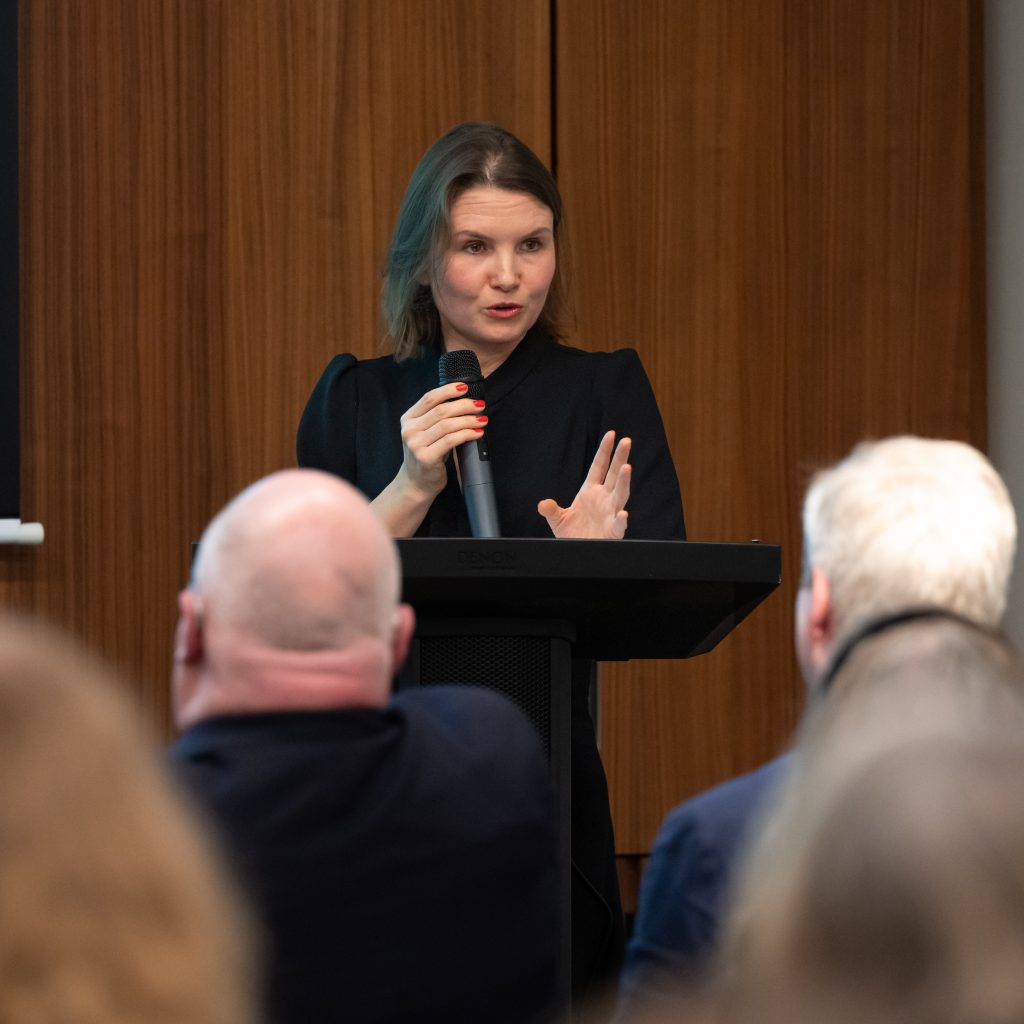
6, 0, 549, 720
557, 0, 985, 852
6, 0, 984, 866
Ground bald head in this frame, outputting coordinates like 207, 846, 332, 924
175, 471, 414, 727
193, 470, 400, 652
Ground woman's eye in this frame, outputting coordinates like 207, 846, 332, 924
463, 240, 486, 254
521, 238, 544, 252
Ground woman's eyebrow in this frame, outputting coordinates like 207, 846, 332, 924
451, 225, 553, 240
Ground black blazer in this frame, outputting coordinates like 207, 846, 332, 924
172, 687, 561, 1024
296, 328, 686, 540
619, 754, 794, 1013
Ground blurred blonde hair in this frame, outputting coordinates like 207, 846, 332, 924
0, 615, 259, 1024
714, 740, 1024, 1024
714, 617, 1024, 1024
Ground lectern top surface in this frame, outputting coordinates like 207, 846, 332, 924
396, 539, 781, 661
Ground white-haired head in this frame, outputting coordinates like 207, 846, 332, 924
797, 437, 1017, 681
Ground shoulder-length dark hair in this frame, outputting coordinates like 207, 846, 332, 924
382, 122, 573, 361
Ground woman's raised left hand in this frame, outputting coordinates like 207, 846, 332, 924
537, 431, 631, 539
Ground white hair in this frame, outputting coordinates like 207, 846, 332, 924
802, 436, 1017, 638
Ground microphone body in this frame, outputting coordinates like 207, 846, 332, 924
438, 350, 501, 538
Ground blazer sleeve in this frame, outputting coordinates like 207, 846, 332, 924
616, 807, 721, 1015
296, 354, 359, 480
591, 348, 686, 540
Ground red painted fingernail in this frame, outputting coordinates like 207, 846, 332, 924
474, 427, 484, 433
476, 415, 488, 423
473, 400, 485, 408
455, 383, 468, 392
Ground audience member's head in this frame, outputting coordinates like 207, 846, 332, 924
714, 738, 1024, 1024
796, 436, 1016, 686
714, 615, 1024, 1024
0, 615, 257, 1024
174, 468, 415, 728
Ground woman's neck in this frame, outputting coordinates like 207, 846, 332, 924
443, 337, 522, 378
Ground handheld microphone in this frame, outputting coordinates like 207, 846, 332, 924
438, 350, 501, 538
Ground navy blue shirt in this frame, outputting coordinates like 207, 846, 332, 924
619, 754, 793, 1014
173, 687, 560, 1024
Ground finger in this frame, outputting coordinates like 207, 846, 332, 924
537, 498, 564, 525
415, 398, 486, 437
428, 412, 489, 440
444, 419, 489, 451
415, 424, 487, 463
612, 509, 628, 540
404, 410, 486, 450
610, 461, 632, 512
405, 382, 474, 418
421, 398, 483, 434
432, 396, 486, 422
606, 436, 632, 486
585, 431, 616, 485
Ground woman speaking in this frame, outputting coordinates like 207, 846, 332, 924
298, 122, 685, 1000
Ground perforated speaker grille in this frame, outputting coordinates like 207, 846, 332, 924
437, 349, 485, 401
417, 635, 552, 753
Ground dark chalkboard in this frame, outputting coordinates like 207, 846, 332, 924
0, 2, 17, 518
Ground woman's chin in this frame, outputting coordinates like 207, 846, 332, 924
449, 332, 526, 352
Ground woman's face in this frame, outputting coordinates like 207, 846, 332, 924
431, 186, 556, 369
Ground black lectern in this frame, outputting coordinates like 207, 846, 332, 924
394, 538, 781, 1007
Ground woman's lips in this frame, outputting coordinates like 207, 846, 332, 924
485, 303, 523, 319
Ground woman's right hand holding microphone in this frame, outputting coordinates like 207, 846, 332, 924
372, 382, 487, 536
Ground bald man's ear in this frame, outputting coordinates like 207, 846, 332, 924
175, 589, 205, 666
390, 604, 416, 674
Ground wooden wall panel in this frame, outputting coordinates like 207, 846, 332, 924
6, 0, 985, 875
556, 0, 985, 853
6, 0, 549, 722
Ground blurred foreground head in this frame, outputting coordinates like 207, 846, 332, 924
716, 616, 1024, 1024
0, 615, 256, 1024
716, 739, 1024, 1024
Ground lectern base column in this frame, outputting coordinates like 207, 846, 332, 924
395, 617, 574, 1012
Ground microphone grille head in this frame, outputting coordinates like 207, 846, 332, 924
438, 349, 484, 386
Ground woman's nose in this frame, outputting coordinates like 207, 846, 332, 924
490, 249, 518, 289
